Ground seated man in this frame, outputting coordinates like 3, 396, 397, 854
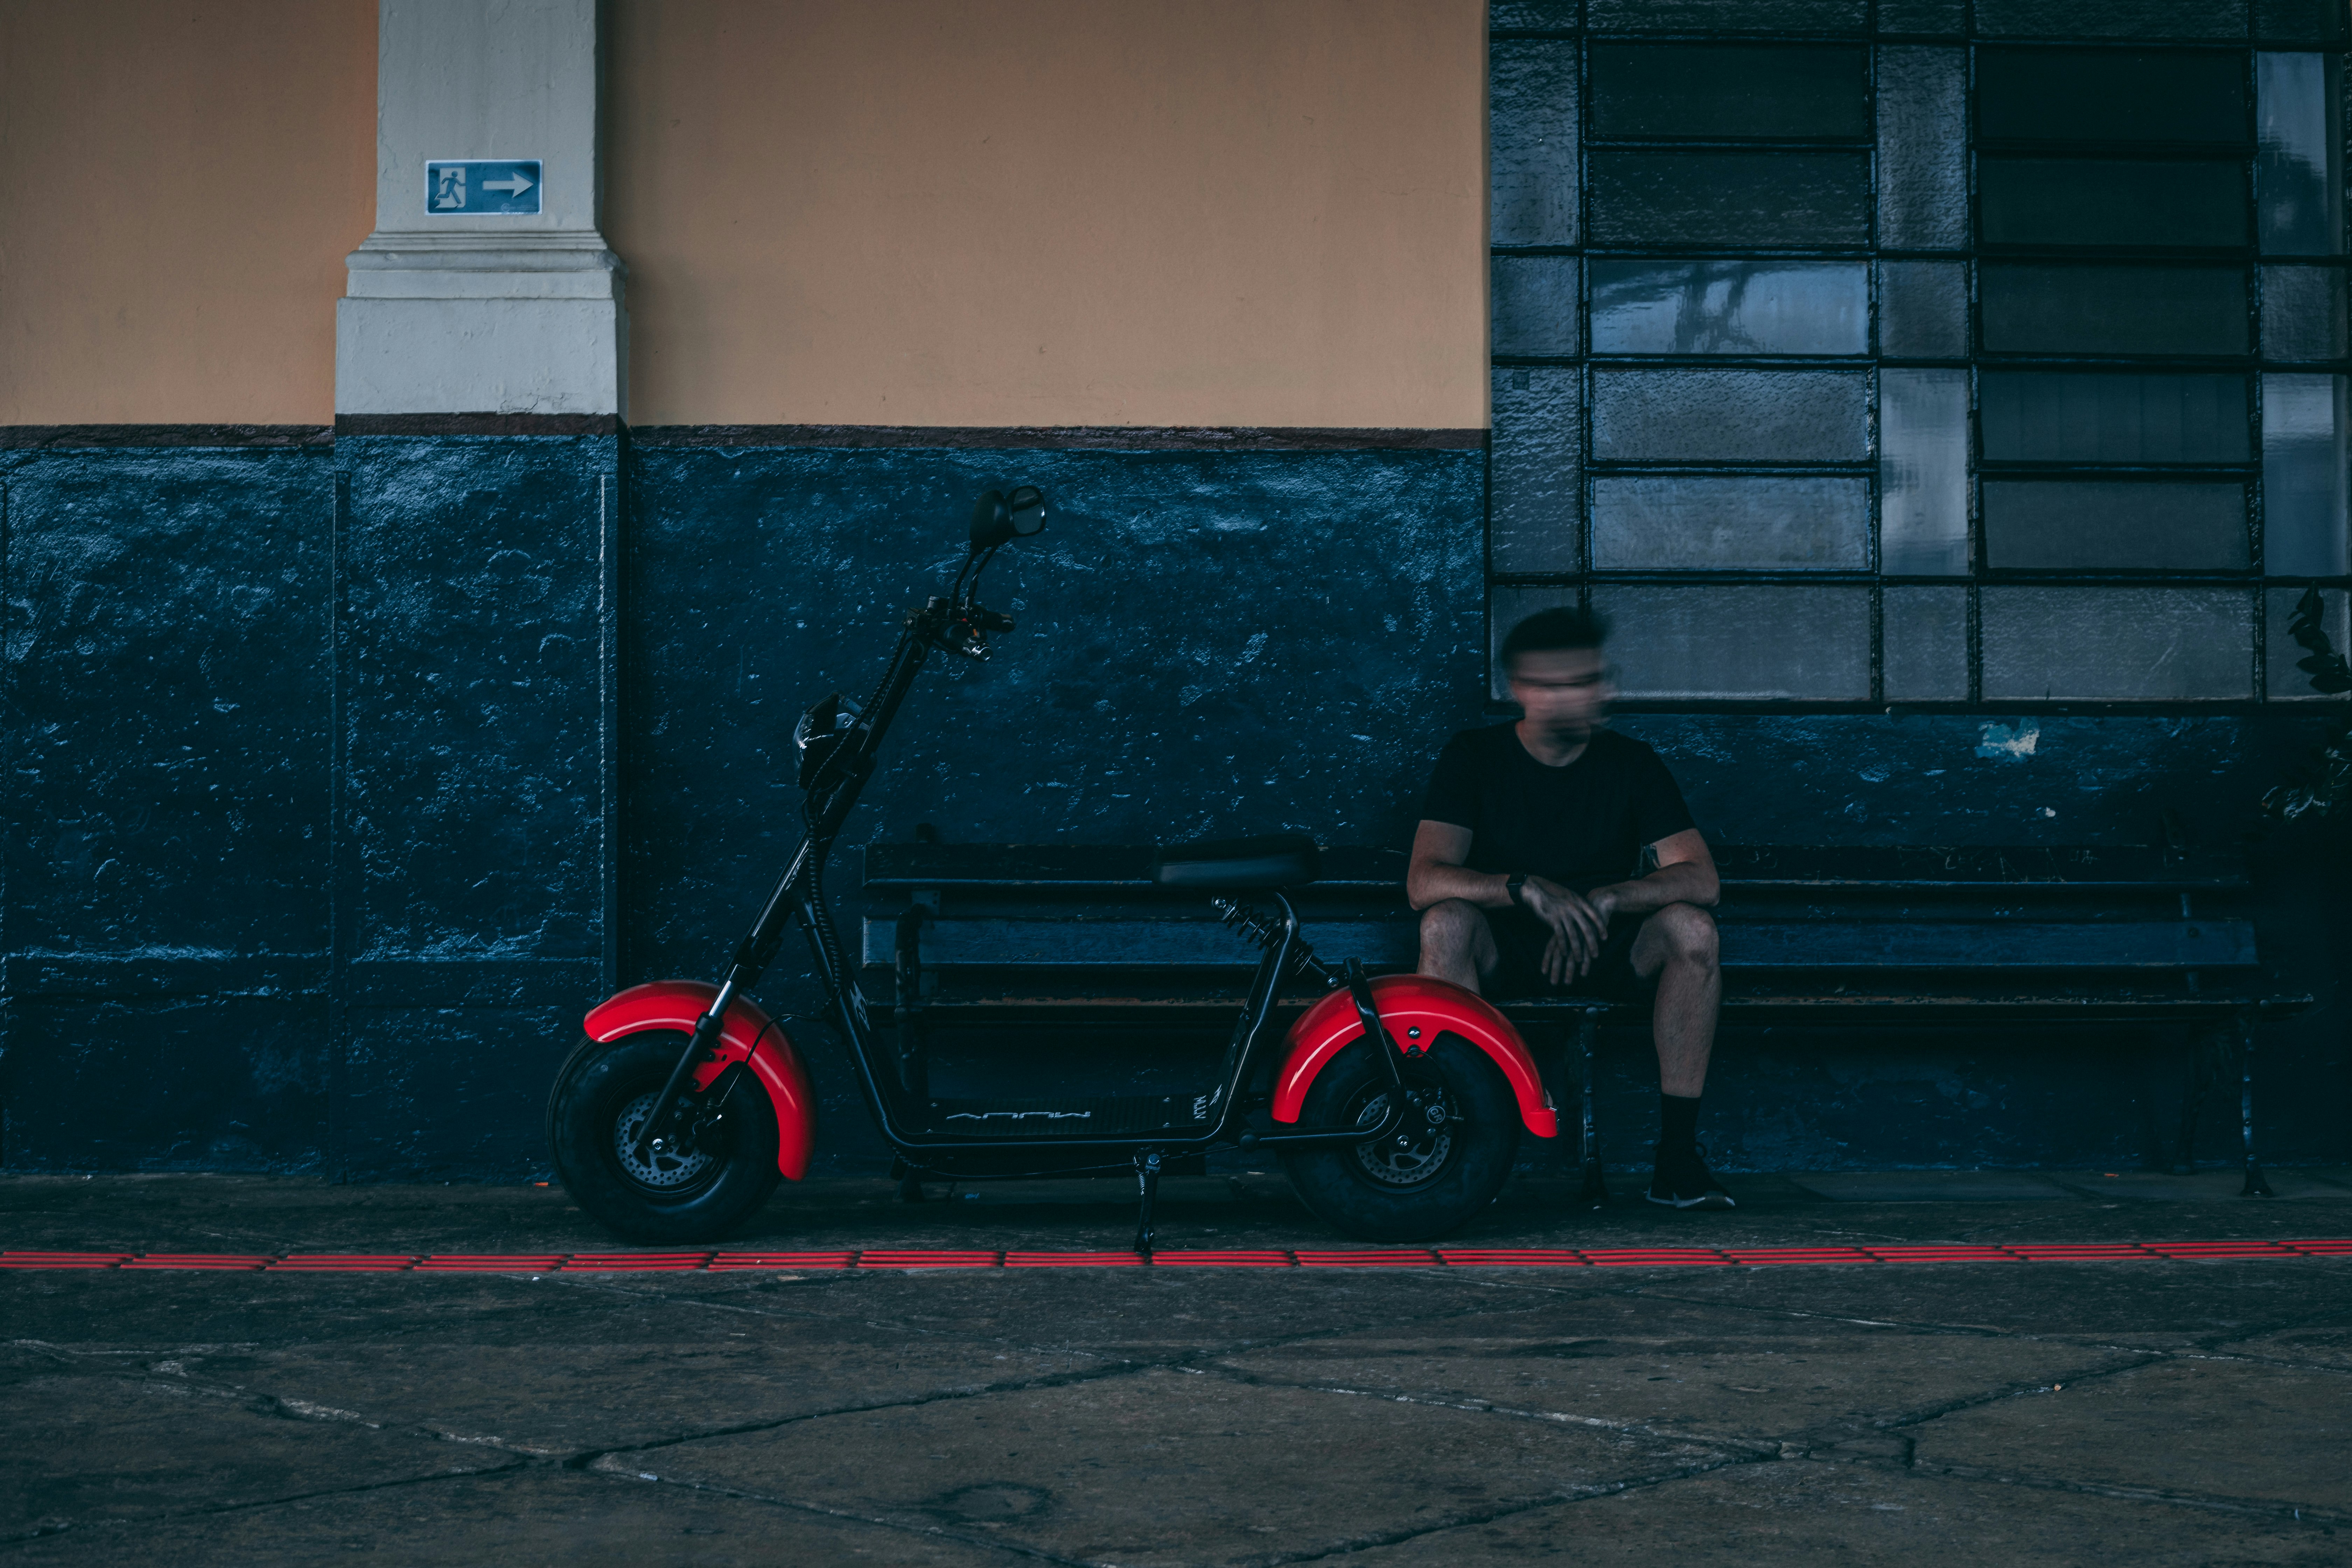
1408, 607, 1730, 1209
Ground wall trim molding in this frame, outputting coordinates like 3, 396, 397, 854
334, 413, 621, 437
2, 421, 1489, 451
626, 425, 1489, 451
0, 425, 334, 449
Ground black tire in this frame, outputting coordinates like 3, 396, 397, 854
1280, 1034, 1520, 1244
546, 1031, 783, 1245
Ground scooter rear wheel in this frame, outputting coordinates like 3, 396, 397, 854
547, 1031, 782, 1245
1280, 1034, 1519, 1243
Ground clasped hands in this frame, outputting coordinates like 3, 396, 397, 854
1518, 876, 1619, 985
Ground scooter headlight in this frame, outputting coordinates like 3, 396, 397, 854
794, 694, 864, 789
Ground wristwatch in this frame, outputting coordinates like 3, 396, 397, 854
1506, 874, 1528, 908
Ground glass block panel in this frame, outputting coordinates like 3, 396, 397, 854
2256, 0, 2352, 44
1492, 256, 1581, 357
1590, 585, 1872, 699
1977, 49, 2248, 144
2262, 372, 2352, 574
1592, 370, 1870, 462
1589, 152, 1871, 247
1983, 480, 2251, 570
1875, 48, 1968, 252
1590, 45, 1867, 140
1879, 0, 1966, 30
1589, 261, 1867, 356
2261, 265, 2350, 360
1489, 585, 1581, 701
1980, 372, 2253, 463
1585, 0, 1867, 29
1592, 476, 1870, 569
1879, 261, 1970, 359
1884, 587, 1971, 701
1491, 368, 1584, 576
1981, 265, 2250, 356
2257, 53, 2345, 256
1973, 0, 2249, 40
1491, 41, 1578, 248
1881, 369, 1972, 575
1981, 588, 2252, 701
1979, 159, 2249, 250
2266, 586, 2352, 698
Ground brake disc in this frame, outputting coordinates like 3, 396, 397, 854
613, 1089, 719, 1191
1351, 1088, 1456, 1187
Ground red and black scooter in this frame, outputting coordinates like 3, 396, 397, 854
547, 488, 1558, 1251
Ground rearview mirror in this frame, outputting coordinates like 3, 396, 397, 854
969, 485, 1049, 548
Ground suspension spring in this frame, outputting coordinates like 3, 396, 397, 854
1211, 897, 1333, 987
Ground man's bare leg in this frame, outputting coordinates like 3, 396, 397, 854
1631, 902, 1729, 1207
1417, 899, 1498, 993
1630, 902, 1720, 1096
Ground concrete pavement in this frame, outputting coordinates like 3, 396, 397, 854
4, 1169, 2348, 1565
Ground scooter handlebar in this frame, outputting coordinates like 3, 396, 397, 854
976, 608, 1016, 633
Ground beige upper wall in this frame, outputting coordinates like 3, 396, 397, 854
0, 1, 375, 426
1, 0, 1487, 430
607, 0, 1489, 429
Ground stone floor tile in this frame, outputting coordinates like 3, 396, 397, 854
1602, 1256, 2352, 1344
2211, 1321, 2352, 1371
1214, 1324, 2140, 1451
628, 1364, 1727, 1567
1786, 1172, 2076, 1202
0, 1364, 516, 1538
1905, 1357, 2352, 1513
6, 1465, 1015, 1566
1338, 1455, 2343, 1564
2045, 1169, 2348, 1201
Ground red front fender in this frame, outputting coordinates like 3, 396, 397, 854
582, 982, 818, 1181
1273, 974, 1557, 1139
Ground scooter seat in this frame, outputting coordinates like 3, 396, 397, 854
1152, 834, 1321, 890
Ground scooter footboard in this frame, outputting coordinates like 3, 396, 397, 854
1272, 974, 1557, 1139
583, 982, 819, 1179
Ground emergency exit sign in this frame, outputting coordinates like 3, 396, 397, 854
425, 159, 541, 215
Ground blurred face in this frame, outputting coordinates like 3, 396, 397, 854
1507, 645, 1613, 744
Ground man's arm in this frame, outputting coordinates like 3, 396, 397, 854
1407, 820, 1510, 910
1414, 821, 1720, 984
1588, 828, 1720, 920
1410, 820, 1614, 982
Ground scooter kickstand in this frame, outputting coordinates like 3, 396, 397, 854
1132, 1150, 1163, 1256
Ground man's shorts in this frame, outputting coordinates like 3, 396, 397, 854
1483, 904, 1653, 1003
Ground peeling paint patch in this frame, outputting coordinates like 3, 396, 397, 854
1976, 722, 2040, 760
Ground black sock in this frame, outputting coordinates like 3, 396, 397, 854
1658, 1093, 1701, 1153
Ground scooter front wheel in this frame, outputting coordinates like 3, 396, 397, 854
1280, 1035, 1519, 1243
547, 1031, 782, 1244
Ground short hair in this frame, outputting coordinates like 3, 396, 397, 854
1500, 606, 1610, 670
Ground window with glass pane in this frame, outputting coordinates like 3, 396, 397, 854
1489, 10, 2349, 709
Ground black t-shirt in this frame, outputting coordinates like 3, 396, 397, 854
1419, 724, 1696, 886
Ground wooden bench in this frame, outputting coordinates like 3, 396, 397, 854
859, 841, 2315, 1199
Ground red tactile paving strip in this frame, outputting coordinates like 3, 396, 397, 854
3, 1240, 2347, 1274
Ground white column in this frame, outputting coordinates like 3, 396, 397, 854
336, 0, 625, 416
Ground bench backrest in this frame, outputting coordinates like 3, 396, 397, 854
858, 842, 2263, 995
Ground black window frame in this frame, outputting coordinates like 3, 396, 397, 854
1487, 4, 2352, 715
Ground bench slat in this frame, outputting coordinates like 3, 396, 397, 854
862, 842, 2245, 892
861, 994, 2308, 1021
864, 918, 2257, 971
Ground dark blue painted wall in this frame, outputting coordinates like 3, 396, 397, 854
2, 447, 333, 1169
331, 434, 619, 1179
2, 436, 2344, 1180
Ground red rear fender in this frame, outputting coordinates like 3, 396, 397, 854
582, 982, 818, 1180
1272, 974, 1556, 1139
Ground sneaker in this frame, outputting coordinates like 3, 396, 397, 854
1647, 1143, 1735, 1210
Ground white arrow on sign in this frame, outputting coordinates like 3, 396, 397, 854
483, 171, 535, 196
